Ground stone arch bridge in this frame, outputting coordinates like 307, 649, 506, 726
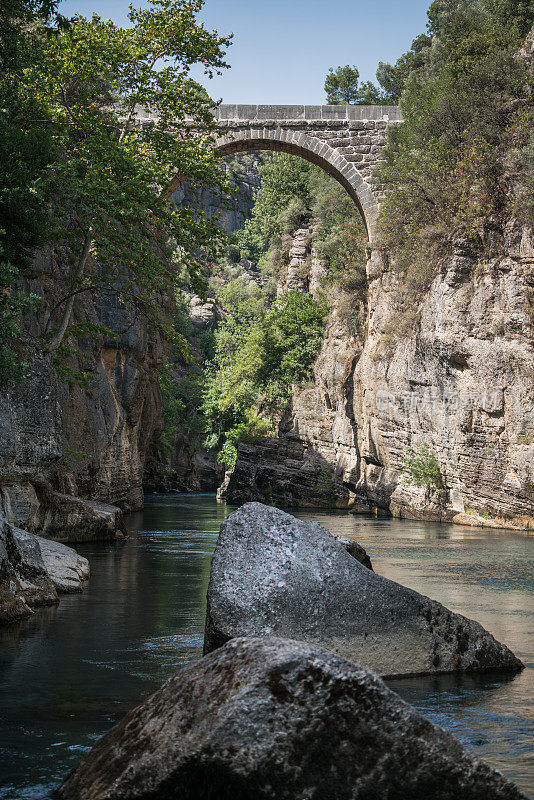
211, 105, 401, 239
137, 104, 402, 238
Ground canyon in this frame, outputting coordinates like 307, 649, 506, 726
225, 217, 534, 530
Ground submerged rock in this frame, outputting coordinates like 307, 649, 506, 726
334, 533, 373, 569
56, 637, 526, 800
204, 503, 523, 678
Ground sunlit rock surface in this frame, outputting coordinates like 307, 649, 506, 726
204, 503, 523, 678
226, 222, 534, 529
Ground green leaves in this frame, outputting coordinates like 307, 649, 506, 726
402, 441, 444, 490
0, 0, 57, 388
376, 0, 533, 289
202, 283, 327, 469
8, 0, 232, 364
256, 290, 329, 394
324, 65, 361, 105
237, 154, 311, 260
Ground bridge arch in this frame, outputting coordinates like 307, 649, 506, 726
215, 128, 379, 239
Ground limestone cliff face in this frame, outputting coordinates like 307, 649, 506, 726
0, 243, 170, 541
170, 151, 266, 234
226, 222, 534, 529
355, 224, 534, 525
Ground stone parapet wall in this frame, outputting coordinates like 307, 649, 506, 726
211, 104, 401, 121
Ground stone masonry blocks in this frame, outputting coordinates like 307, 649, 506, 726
212, 111, 400, 237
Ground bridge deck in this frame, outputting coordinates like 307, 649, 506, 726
211, 104, 402, 122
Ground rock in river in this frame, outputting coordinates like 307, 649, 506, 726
1, 505, 91, 625
0, 518, 58, 625
56, 637, 526, 800
34, 537, 90, 593
204, 503, 522, 677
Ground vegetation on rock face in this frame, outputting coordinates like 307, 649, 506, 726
198, 152, 368, 469
402, 441, 444, 491
202, 285, 328, 469
0, 0, 231, 386
376, 0, 534, 289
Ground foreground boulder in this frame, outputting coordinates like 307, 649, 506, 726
57, 637, 526, 800
204, 503, 522, 677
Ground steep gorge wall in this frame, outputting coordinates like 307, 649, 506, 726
0, 244, 171, 541
226, 221, 534, 529
0, 153, 265, 538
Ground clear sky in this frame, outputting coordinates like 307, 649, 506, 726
58, 0, 431, 104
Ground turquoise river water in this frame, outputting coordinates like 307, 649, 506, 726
0, 494, 532, 798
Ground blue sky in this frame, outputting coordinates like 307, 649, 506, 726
59, 0, 431, 104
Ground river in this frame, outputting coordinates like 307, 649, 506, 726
0, 494, 532, 798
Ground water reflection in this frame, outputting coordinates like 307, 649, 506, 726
0, 495, 532, 798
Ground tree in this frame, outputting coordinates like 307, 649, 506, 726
482, 0, 534, 35
237, 154, 311, 260
376, 34, 432, 103
0, 0, 58, 388
376, 0, 533, 289
20, 0, 232, 367
324, 65, 361, 104
325, 64, 395, 105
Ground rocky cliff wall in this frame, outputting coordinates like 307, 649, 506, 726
0, 243, 171, 542
226, 221, 534, 529
170, 151, 266, 234
144, 153, 266, 493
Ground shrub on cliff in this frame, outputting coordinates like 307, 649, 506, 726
237, 154, 311, 262
202, 288, 328, 466
402, 441, 444, 491
376, 0, 534, 287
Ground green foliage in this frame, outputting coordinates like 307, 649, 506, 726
255, 290, 329, 402
156, 364, 186, 456
202, 286, 328, 463
5, 0, 232, 382
376, 0, 534, 292
217, 411, 274, 470
237, 154, 311, 262
0, 0, 56, 388
203, 147, 369, 469
310, 168, 367, 290
402, 441, 444, 490
324, 65, 362, 104
376, 34, 432, 103
313, 469, 336, 504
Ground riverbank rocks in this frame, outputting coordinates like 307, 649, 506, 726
0, 505, 91, 624
33, 537, 90, 593
204, 503, 522, 677
0, 517, 58, 625
56, 637, 526, 800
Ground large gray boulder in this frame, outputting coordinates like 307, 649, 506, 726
204, 503, 522, 677
56, 637, 526, 800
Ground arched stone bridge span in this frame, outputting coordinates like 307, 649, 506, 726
211, 105, 402, 238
